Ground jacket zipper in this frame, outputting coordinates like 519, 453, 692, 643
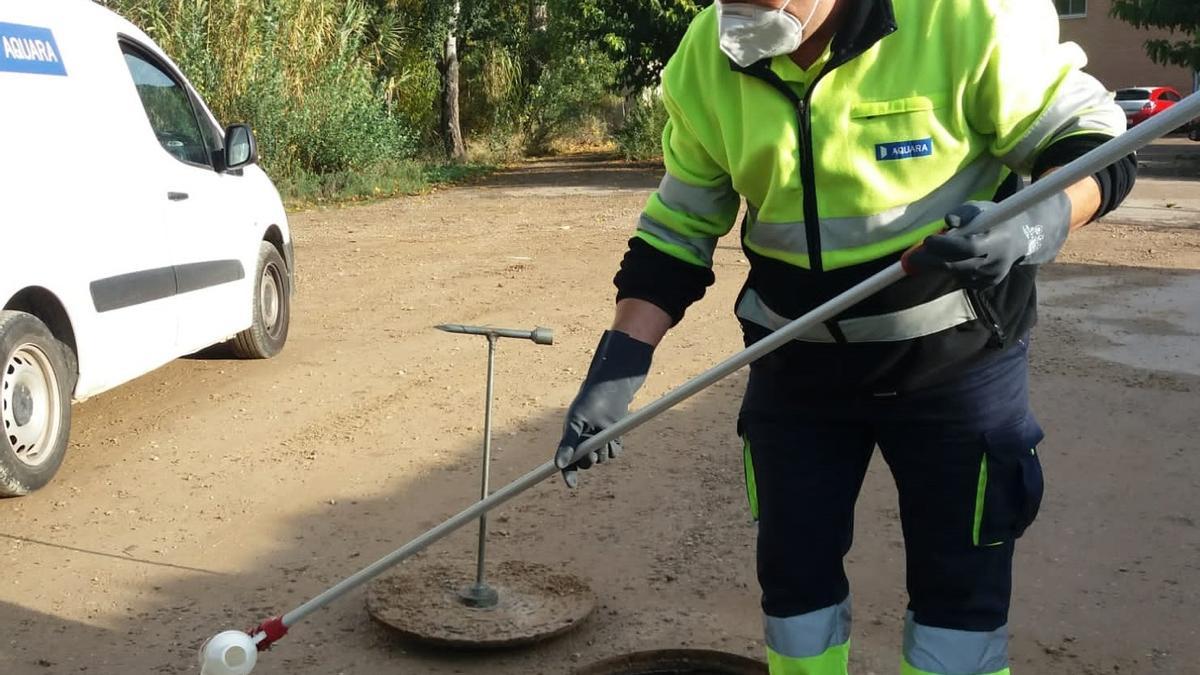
778, 50, 867, 274
735, 8, 897, 274
795, 96, 824, 272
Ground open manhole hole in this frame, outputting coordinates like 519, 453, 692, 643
575, 650, 768, 675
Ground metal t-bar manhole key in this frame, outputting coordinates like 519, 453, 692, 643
435, 323, 554, 608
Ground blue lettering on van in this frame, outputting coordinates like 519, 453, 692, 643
0, 22, 67, 76
876, 138, 933, 162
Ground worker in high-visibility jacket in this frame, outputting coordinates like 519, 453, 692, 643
553, 1, 1137, 674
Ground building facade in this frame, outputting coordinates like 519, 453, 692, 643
1057, 0, 1196, 95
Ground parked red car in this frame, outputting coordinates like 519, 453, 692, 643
1116, 86, 1185, 127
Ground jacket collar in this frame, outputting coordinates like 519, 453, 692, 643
728, 0, 898, 74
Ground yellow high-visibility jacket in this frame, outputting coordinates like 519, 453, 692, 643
616, 0, 1128, 391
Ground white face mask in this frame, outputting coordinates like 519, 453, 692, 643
717, 0, 821, 68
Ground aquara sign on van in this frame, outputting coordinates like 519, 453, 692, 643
0, 22, 67, 76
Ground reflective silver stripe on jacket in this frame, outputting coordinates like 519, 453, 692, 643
1003, 70, 1127, 172
765, 596, 852, 658
746, 155, 1004, 256
657, 174, 740, 218
638, 214, 719, 267
637, 174, 739, 267
737, 288, 977, 343
904, 612, 1009, 674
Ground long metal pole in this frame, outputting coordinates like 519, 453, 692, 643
269, 90, 1200, 635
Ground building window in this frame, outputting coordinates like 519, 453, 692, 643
1056, 0, 1087, 17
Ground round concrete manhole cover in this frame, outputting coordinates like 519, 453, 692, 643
575, 650, 769, 675
366, 559, 594, 649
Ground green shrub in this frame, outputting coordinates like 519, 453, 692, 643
277, 159, 495, 208
522, 45, 620, 155
291, 57, 416, 174
615, 93, 668, 161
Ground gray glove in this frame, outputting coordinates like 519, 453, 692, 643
554, 330, 654, 488
909, 193, 1073, 289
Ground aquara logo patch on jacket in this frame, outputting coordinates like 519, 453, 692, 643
875, 138, 933, 162
0, 22, 67, 76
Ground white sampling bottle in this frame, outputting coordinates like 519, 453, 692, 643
199, 631, 258, 675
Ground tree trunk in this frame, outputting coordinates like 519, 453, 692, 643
440, 0, 466, 162
528, 0, 547, 31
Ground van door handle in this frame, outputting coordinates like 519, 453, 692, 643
167, 191, 189, 201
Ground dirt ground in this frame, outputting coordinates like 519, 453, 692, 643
2, 150, 1198, 675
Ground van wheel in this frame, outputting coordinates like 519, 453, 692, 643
0, 311, 73, 497
232, 242, 291, 359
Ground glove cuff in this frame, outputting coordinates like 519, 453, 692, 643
586, 330, 654, 382
1021, 191, 1073, 266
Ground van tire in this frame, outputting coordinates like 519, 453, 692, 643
0, 311, 73, 497
232, 242, 291, 359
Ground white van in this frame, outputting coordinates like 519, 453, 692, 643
0, 0, 294, 496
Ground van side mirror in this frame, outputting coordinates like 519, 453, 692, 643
223, 124, 258, 170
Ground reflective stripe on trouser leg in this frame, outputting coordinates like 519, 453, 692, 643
764, 596, 851, 675
902, 611, 1009, 675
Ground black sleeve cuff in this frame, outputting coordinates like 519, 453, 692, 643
1032, 133, 1138, 221
613, 237, 715, 326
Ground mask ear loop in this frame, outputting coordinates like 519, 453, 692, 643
800, 0, 821, 27
777, 1, 820, 33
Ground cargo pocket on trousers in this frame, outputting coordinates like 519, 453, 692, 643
737, 419, 760, 522
974, 417, 1046, 546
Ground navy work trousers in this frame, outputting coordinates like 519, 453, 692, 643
739, 340, 1046, 633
